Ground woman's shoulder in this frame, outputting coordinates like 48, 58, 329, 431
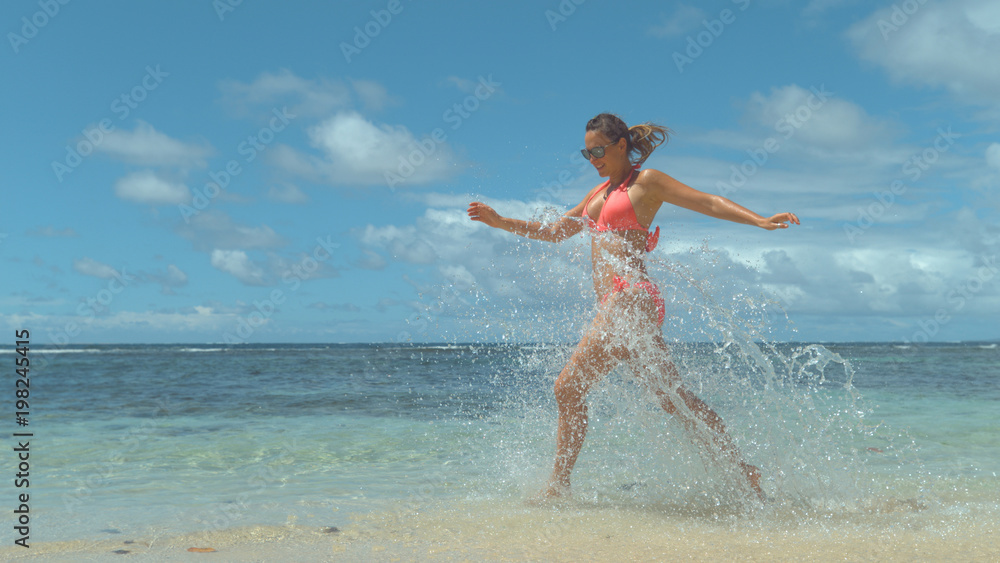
636, 167, 668, 182
634, 168, 670, 192
637, 168, 690, 192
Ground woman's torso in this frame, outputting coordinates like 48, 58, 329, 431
583, 169, 662, 298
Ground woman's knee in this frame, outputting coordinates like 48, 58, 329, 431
553, 375, 585, 409
554, 330, 619, 406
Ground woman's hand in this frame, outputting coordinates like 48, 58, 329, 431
759, 212, 800, 230
468, 202, 502, 228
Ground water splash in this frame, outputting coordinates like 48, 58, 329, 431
467, 236, 916, 519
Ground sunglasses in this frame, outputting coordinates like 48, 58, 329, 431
581, 140, 618, 160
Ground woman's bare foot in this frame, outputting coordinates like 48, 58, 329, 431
526, 481, 571, 506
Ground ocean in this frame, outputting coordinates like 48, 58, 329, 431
2, 341, 998, 561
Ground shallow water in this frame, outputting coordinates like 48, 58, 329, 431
4, 341, 997, 561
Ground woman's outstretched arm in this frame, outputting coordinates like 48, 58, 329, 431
467, 202, 584, 242
643, 169, 800, 230
468, 185, 600, 242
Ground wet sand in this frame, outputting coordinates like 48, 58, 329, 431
5, 497, 997, 562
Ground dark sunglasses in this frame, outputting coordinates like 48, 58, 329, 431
581, 140, 618, 160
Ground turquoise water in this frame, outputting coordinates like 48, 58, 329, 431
7, 342, 1000, 556
18, 344, 504, 543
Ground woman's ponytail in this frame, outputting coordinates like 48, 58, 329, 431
627, 123, 670, 166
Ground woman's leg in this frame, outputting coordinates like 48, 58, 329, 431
645, 337, 763, 497
540, 310, 627, 499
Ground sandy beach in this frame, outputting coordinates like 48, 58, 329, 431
6, 495, 998, 562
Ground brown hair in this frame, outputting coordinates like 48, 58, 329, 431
585, 113, 671, 166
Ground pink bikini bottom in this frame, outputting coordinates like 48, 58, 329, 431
602, 275, 665, 326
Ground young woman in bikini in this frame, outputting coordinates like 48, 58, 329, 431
467, 113, 799, 500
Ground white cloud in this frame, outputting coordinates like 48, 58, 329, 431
267, 145, 317, 179
743, 84, 895, 150
175, 211, 286, 251
75, 258, 190, 294
73, 258, 184, 301
359, 224, 438, 264
350, 78, 397, 111
357, 250, 387, 270
175, 212, 341, 287
986, 143, 1000, 170
664, 87, 979, 227
965, 1, 1000, 34
266, 182, 309, 204
164, 264, 188, 284
0, 307, 240, 338
210, 249, 267, 286
114, 170, 190, 204
847, 0, 1000, 107
210, 249, 336, 288
218, 70, 401, 117
219, 71, 461, 188
440, 264, 476, 289
145, 264, 188, 294
648, 5, 707, 37
403, 191, 476, 208
273, 111, 458, 187
218, 69, 352, 117
97, 121, 213, 168
73, 257, 119, 279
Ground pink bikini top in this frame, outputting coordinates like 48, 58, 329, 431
584, 167, 660, 252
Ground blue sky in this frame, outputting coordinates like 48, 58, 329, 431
2, 0, 999, 344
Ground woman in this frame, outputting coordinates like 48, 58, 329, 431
467, 113, 799, 500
